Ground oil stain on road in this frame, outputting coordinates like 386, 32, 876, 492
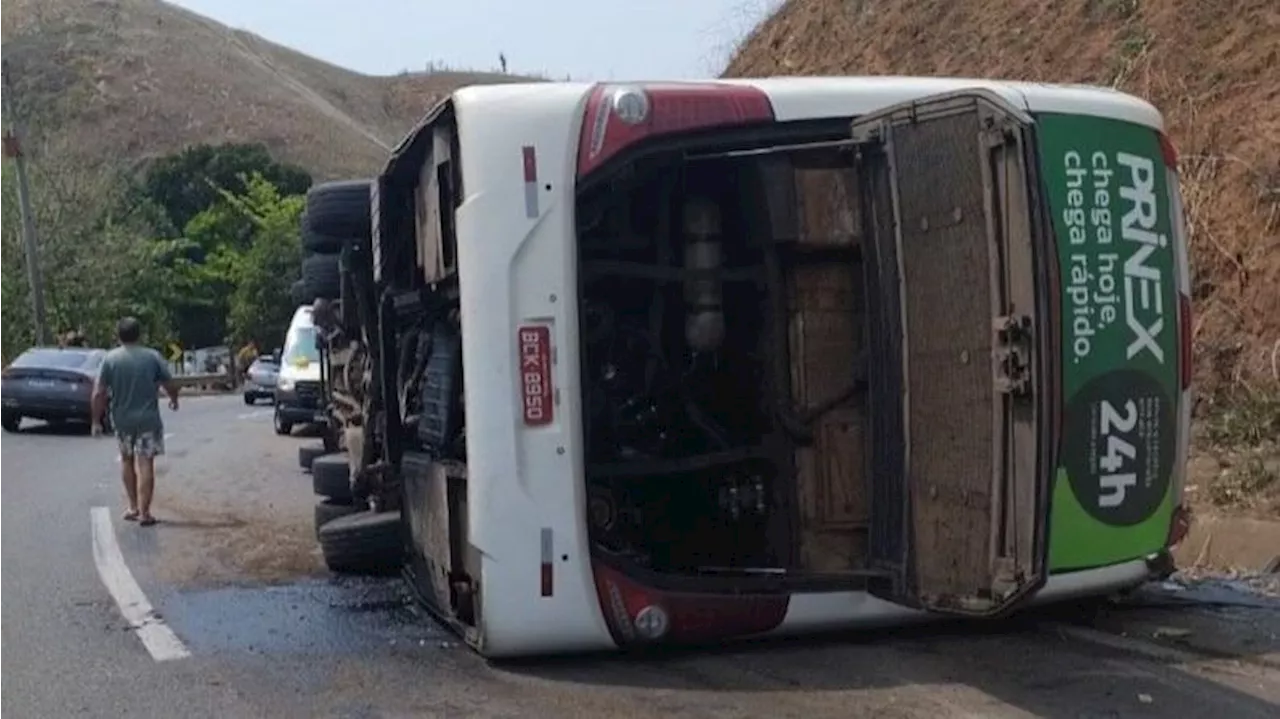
159, 576, 449, 657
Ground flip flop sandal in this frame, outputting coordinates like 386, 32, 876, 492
123, 510, 140, 522
139, 515, 158, 527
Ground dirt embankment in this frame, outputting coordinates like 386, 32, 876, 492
726, 0, 1280, 516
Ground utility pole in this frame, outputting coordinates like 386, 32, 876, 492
2, 58, 50, 346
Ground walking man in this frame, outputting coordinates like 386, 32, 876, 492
91, 317, 180, 526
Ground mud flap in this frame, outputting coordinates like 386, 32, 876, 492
855, 90, 1050, 616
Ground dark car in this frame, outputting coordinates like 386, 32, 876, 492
243, 353, 281, 405
1, 346, 109, 433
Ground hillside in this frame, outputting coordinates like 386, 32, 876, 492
0, 0, 532, 179
726, 0, 1280, 404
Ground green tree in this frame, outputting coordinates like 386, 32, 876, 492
154, 151, 305, 349
2, 144, 308, 364
0, 171, 36, 355
141, 142, 311, 234
2, 158, 177, 358
167, 199, 247, 348
192, 172, 305, 347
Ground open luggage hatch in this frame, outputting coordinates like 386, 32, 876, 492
854, 89, 1052, 617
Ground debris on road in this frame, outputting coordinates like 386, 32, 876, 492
1084, 573, 1280, 671
1151, 626, 1193, 640
1113, 572, 1280, 609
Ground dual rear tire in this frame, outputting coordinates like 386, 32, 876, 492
311, 452, 403, 575
299, 180, 371, 302
316, 510, 402, 576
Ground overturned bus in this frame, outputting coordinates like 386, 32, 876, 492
302, 76, 1193, 658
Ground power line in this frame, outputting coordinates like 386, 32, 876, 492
1, 58, 50, 346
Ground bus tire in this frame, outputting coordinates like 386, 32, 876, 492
290, 278, 310, 306
314, 498, 361, 538
302, 253, 341, 300
305, 180, 372, 239
318, 510, 402, 575
322, 425, 341, 453
312, 453, 353, 502
298, 444, 327, 472
338, 245, 361, 333
302, 226, 351, 255
274, 408, 293, 436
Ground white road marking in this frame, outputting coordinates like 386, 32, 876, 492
89, 507, 191, 661
237, 409, 270, 420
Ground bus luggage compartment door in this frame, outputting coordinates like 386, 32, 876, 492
854, 89, 1051, 617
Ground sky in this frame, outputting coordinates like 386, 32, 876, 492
166, 0, 785, 81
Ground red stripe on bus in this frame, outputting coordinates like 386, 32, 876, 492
540, 563, 554, 597
522, 146, 537, 183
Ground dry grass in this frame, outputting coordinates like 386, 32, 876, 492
0, 0, 536, 179
726, 0, 1280, 511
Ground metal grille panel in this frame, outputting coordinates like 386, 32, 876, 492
893, 111, 997, 601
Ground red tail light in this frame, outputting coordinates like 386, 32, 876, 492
1178, 292, 1192, 391
576, 83, 775, 177
590, 561, 788, 646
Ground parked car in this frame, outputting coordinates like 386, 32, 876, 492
243, 352, 281, 405
1, 346, 109, 433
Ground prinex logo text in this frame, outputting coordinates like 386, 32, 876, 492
1117, 152, 1167, 363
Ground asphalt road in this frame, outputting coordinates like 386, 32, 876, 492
3, 395, 1279, 718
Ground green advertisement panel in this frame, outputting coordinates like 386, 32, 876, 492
1035, 114, 1180, 571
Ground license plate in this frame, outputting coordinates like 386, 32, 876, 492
314, 412, 327, 423
28, 380, 56, 389
517, 324, 554, 426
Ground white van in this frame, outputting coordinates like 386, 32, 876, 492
344, 76, 1191, 658
273, 305, 326, 435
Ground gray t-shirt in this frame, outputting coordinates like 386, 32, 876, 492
100, 345, 172, 435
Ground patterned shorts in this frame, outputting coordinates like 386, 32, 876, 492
117, 430, 165, 459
